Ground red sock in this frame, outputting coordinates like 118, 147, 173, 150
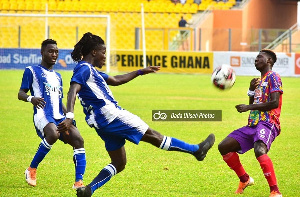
222, 152, 249, 182
257, 154, 280, 193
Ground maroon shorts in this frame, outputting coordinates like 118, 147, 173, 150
228, 121, 279, 154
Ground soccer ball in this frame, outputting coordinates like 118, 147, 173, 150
211, 64, 236, 90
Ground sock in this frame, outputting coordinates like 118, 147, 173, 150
159, 136, 199, 154
30, 138, 52, 168
257, 154, 279, 193
89, 164, 117, 194
222, 152, 249, 182
73, 148, 86, 182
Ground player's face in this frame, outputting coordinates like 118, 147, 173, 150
254, 52, 268, 71
42, 44, 58, 66
93, 44, 106, 69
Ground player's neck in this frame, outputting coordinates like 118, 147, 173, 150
261, 68, 272, 77
40, 62, 54, 70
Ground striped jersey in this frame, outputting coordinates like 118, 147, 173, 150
248, 71, 283, 131
20, 65, 64, 120
71, 61, 121, 128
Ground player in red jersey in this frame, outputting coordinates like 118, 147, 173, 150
218, 49, 283, 197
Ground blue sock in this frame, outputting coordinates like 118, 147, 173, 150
159, 136, 199, 154
89, 164, 117, 194
30, 138, 52, 168
73, 148, 86, 182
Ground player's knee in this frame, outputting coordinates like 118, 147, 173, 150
254, 143, 267, 158
73, 135, 84, 148
142, 128, 163, 147
218, 141, 227, 155
113, 160, 126, 173
44, 132, 59, 144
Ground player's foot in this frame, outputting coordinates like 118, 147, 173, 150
73, 180, 84, 189
269, 191, 282, 197
77, 185, 92, 197
235, 176, 254, 194
25, 167, 37, 186
193, 134, 215, 161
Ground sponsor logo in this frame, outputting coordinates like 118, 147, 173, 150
230, 56, 241, 67
295, 53, 300, 74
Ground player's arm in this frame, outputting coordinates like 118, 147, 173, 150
62, 103, 67, 114
236, 91, 280, 113
57, 82, 82, 133
106, 66, 160, 86
248, 78, 260, 105
18, 88, 46, 109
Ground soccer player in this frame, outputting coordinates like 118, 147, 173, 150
18, 39, 86, 189
58, 32, 215, 197
218, 49, 283, 197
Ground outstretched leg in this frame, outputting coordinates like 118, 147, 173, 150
141, 128, 215, 161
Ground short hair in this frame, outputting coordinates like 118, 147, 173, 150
41, 39, 57, 51
71, 32, 105, 62
260, 49, 277, 65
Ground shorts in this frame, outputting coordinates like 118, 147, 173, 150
34, 115, 76, 143
228, 121, 279, 154
95, 109, 149, 151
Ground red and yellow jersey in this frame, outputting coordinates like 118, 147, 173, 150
248, 71, 283, 131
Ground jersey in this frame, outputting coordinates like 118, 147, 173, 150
71, 61, 121, 129
20, 65, 64, 121
248, 71, 283, 131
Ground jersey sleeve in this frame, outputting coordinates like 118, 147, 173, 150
97, 71, 109, 81
71, 65, 91, 85
20, 67, 33, 90
269, 73, 283, 94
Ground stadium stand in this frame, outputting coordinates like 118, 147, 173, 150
0, 0, 236, 49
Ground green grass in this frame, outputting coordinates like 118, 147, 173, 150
0, 70, 299, 197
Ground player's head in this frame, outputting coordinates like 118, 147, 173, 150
71, 32, 106, 68
260, 49, 277, 67
41, 39, 58, 67
255, 49, 276, 71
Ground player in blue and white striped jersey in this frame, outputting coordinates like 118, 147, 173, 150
18, 39, 86, 189
58, 32, 215, 197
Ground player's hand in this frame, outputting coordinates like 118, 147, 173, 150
31, 97, 46, 109
249, 78, 260, 91
235, 104, 249, 113
141, 66, 161, 75
57, 118, 73, 135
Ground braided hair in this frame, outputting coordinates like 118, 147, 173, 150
71, 32, 105, 62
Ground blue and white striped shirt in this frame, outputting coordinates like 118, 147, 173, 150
20, 65, 64, 120
71, 61, 121, 128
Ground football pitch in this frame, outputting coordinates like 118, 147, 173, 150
0, 70, 299, 197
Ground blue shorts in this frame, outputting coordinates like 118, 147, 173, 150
228, 121, 279, 154
95, 110, 149, 151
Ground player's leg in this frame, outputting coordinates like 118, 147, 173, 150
141, 128, 215, 161
253, 122, 281, 197
62, 124, 86, 189
218, 127, 255, 194
77, 147, 126, 197
25, 122, 59, 186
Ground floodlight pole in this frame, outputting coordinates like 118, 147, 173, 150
141, 3, 146, 68
45, 3, 48, 39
